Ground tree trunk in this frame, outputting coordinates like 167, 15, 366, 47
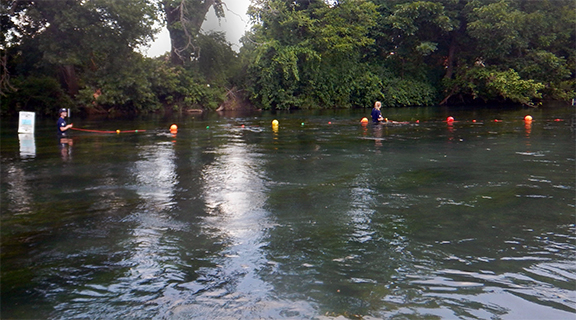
163, 0, 216, 66
59, 65, 79, 96
444, 21, 466, 79
444, 35, 456, 79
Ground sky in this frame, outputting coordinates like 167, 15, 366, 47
142, 0, 252, 57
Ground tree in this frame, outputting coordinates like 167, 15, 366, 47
162, 0, 224, 65
1, 0, 160, 115
3, 0, 157, 92
383, 0, 457, 79
244, 0, 380, 109
440, 0, 575, 105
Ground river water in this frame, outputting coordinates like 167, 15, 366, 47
1, 106, 575, 319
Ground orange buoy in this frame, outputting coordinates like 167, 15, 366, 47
360, 117, 369, 124
447, 116, 454, 123
524, 115, 533, 121
170, 124, 178, 133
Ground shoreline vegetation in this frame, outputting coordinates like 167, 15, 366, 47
1, 0, 574, 117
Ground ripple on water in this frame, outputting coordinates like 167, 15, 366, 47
399, 261, 576, 317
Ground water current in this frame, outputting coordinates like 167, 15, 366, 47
1, 106, 575, 319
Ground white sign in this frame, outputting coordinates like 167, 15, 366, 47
18, 111, 35, 134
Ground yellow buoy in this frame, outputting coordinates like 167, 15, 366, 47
116, 130, 120, 134
272, 119, 279, 126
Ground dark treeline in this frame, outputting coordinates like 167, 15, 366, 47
1, 0, 574, 116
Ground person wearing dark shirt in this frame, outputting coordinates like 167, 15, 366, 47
57, 108, 73, 136
371, 101, 385, 123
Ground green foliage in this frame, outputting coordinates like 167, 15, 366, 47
387, 1, 456, 36
2, 0, 574, 114
380, 0, 457, 77
149, 60, 226, 111
519, 50, 572, 83
483, 68, 545, 105
196, 32, 242, 85
314, 1, 378, 52
2, 0, 235, 115
380, 78, 438, 107
467, 0, 527, 60
1, 76, 74, 116
78, 54, 160, 114
438, 0, 575, 104
244, 0, 380, 109
77, 55, 227, 113
446, 67, 545, 105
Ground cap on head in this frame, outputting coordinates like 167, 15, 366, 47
59, 108, 68, 113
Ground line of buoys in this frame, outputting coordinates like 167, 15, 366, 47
354, 115, 547, 124
72, 128, 146, 134
168, 114, 561, 134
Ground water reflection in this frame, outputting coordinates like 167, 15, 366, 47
166, 129, 278, 318
3, 163, 35, 216
18, 133, 35, 159
1, 107, 574, 319
59, 137, 73, 161
372, 124, 383, 149
254, 114, 575, 318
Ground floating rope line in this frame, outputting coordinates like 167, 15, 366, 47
71, 128, 146, 134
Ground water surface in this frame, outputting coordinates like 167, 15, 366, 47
1, 106, 575, 319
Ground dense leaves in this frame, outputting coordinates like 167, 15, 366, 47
243, 0, 574, 109
1, 0, 574, 115
1, 0, 233, 115
243, 0, 381, 109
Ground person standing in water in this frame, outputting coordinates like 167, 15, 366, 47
57, 108, 73, 136
371, 101, 385, 123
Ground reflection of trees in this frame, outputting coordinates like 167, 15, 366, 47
1, 132, 223, 318
1, 135, 142, 317
258, 123, 575, 318
3, 163, 35, 216
163, 128, 277, 318
260, 142, 414, 316
2, 115, 574, 319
